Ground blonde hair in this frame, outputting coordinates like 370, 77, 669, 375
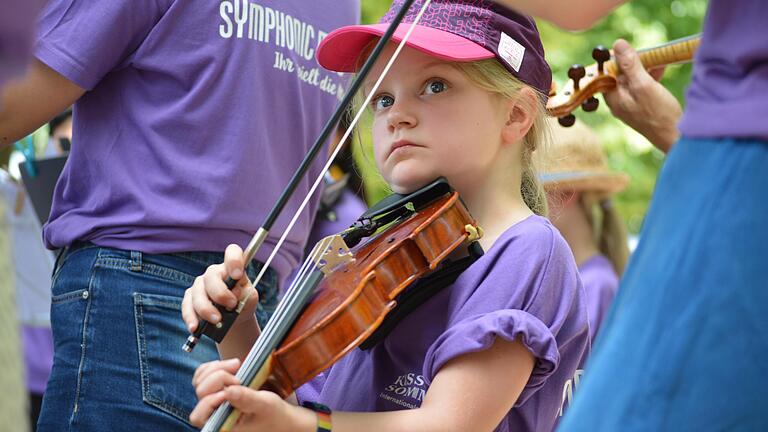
453, 59, 550, 216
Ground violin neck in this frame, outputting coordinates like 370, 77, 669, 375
203, 269, 326, 432
608, 34, 701, 75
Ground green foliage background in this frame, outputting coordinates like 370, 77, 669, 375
355, 0, 706, 234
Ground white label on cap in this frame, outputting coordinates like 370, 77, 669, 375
498, 32, 525, 72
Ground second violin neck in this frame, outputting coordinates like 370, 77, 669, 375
608, 34, 701, 75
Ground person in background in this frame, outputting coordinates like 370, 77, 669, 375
0, 109, 71, 431
0, 2, 45, 427
45, 109, 72, 156
537, 118, 629, 342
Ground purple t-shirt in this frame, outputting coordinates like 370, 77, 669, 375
35, 1, 359, 286
678, 1, 768, 140
296, 215, 590, 432
22, 326, 54, 394
0, 0, 44, 87
577, 254, 618, 343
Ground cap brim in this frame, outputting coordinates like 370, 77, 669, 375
318, 23, 495, 72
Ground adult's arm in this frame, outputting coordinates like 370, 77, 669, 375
493, 0, 627, 30
0, 59, 84, 148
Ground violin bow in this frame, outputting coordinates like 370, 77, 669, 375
547, 34, 701, 126
184, 0, 432, 351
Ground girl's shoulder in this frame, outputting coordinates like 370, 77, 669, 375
460, 215, 579, 298
490, 215, 573, 265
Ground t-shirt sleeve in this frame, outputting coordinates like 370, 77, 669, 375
34, 0, 172, 89
423, 221, 588, 405
295, 371, 328, 405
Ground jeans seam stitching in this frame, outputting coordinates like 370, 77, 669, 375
51, 289, 87, 304
96, 258, 195, 284
70, 250, 98, 425
134, 293, 150, 410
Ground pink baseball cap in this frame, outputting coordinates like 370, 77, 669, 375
317, 0, 552, 96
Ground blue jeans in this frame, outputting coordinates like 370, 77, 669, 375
37, 243, 279, 431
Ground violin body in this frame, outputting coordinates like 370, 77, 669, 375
259, 191, 476, 398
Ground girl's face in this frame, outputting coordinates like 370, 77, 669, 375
365, 44, 510, 194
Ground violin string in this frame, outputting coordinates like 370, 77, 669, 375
236, 236, 330, 381
244, 0, 433, 299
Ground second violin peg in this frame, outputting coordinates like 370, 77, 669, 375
592, 46, 611, 74
558, 114, 576, 127
582, 96, 599, 112
568, 64, 586, 91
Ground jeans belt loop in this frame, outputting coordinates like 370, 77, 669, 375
130, 250, 143, 272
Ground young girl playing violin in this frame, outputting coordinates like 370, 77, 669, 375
182, 1, 590, 431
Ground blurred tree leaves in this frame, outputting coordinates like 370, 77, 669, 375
357, 0, 706, 233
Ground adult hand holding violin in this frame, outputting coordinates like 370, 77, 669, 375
604, 39, 682, 153
181, 244, 261, 360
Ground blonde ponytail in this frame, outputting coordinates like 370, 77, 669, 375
520, 115, 549, 216
582, 194, 629, 275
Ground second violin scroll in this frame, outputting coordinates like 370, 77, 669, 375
547, 34, 701, 127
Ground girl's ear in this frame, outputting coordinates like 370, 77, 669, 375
501, 87, 538, 146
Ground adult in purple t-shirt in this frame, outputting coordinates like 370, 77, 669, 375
496, 0, 768, 429
0, 1, 358, 430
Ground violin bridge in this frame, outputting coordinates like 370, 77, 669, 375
314, 235, 354, 275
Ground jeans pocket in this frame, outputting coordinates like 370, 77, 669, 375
134, 292, 219, 424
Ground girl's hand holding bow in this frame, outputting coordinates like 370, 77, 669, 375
189, 357, 316, 432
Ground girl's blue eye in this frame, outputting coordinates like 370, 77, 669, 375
425, 80, 447, 94
372, 95, 394, 111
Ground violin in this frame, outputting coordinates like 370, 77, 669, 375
203, 178, 483, 431
547, 34, 701, 127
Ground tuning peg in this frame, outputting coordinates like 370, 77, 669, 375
558, 114, 576, 127
568, 64, 586, 91
592, 45, 611, 74
582, 96, 599, 112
